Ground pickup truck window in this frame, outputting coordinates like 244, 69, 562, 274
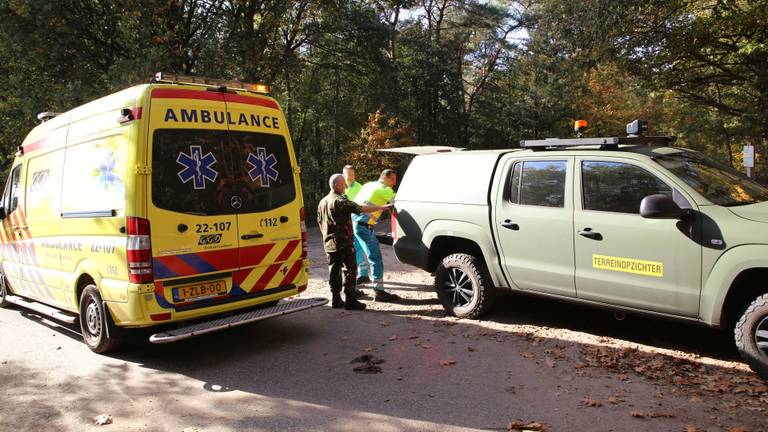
508, 160, 566, 208
582, 161, 672, 214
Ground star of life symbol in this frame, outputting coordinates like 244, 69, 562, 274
247, 147, 279, 187
177, 145, 218, 190
97, 153, 118, 190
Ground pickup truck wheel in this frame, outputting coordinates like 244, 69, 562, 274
79, 285, 121, 353
734, 293, 768, 380
434, 253, 494, 319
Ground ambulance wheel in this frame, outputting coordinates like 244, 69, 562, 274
79, 285, 120, 353
0, 273, 11, 308
734, 293, 768, 380
434, 253, 495, 319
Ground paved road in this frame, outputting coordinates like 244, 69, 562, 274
1, 228, 766, 431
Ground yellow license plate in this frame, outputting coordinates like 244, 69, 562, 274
172, 280, 227, 302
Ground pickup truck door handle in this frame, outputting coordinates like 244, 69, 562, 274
241, 233, 264, 240
501, 220, 519, 230
578, 228, 603, 240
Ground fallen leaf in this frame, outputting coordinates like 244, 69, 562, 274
467, 346, 476, 352
93, 414, 113, 426
630, 411, 645, 418
608, 395, 624, 405
582, 397, 602, 407
350, 354, 384, 365
440, 360, 456, 367
379, 320, 390, 327
407, 335, 419, 339
353, 364, 382, 374
520, 352, 535, 359
388, 335, 398, 341
727, 427, 751, 432
545, 356, 555, 368
508, 420, 549, 431
574, 361, 588, 369
649, 411, 675, 418
182, 428, 201, 432
421, 344, 432, 349
682, 426, 701, 432
618, 373, 630, 381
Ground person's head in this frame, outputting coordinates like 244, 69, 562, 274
342, 165, 356, 184
379, 169, 397, 188
329, 173, 346, 194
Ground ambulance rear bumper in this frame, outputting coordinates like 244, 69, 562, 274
148, 297, 327, 343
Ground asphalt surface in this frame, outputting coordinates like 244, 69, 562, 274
1, 228, 766, 431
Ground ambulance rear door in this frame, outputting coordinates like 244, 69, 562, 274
224, 93, 304, 297
147, 87, 240, 307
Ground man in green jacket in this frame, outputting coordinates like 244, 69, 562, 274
318, 174, 390, 309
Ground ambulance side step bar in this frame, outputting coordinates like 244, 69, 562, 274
4, 295, 79, 325
149, 297, 329, 344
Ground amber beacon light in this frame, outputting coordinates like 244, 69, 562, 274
574, 120, 589, 137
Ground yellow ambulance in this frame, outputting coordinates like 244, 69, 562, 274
0, 73, 325, 352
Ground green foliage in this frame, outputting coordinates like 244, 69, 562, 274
0, 0, 766, 207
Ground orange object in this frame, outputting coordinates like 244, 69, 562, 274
574, 120, 589, 131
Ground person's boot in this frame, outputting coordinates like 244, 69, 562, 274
356, 275, 371, 285
344, 291, 367, 310
331, 293, 345, 309
374, 290, 401, 303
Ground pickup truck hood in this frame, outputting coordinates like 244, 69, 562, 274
728, 201, 768, 223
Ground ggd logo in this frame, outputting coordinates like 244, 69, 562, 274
198, 234, 222, 245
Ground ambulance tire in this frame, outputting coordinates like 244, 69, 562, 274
434, 253, 495, 319
734, 293, 768, 380
0, 273, 11, 308
79, 285, 121, 353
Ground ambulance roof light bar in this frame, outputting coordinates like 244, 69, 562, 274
152, 72, 270, 94
520, 119, 675, 150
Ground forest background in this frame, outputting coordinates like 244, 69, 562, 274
1, 0, 766, 221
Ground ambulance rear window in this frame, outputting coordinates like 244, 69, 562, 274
151, 129, 295, 215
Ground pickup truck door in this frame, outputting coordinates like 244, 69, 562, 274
573, 157, 701, 316
493, 156, 576, 297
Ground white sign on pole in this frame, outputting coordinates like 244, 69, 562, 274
743, 145, 755, 168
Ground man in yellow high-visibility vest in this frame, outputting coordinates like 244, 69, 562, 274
343, 164, 367, 290
343, 165, 362, 200
352, 169, 400, 302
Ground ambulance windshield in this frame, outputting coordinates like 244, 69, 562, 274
151, 129, 296, 215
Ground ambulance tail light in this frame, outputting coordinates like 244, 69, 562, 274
127, 217, 154, 284
299, 207, 308, 259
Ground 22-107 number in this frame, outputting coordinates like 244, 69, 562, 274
195, 222, 232, 233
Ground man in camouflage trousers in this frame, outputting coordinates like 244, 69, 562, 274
317, 174, 390, 310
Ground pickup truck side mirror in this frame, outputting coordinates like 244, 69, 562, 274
640, 194, 687, 219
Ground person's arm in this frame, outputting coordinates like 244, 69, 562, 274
359, 203, 392, 213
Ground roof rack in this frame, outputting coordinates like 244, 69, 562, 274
521, 119, 676, 150
520, 135, 676, 150
151, 72, 271, 94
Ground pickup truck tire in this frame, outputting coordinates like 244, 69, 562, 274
734, 293, 768, 380
434, 253, 494, 319
79, 285, 121, 353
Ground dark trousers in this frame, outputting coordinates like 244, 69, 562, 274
327, 248, 357, 297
